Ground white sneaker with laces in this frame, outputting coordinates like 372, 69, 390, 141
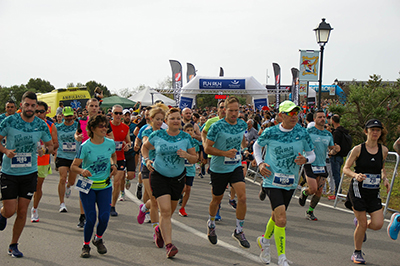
65, 186, 71, 198
59, 203, 68, 213
278, 254, 291, 266
31, 207, 39, 222
144, 213, 151, 223
256, 236, 270, 264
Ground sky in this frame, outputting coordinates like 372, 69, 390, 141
1, 0, 399, 95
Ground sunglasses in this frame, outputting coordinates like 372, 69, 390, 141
35, 110, 46, 114
113, 112, 123, 115
282, 110, 299, 117
97, 124, 107, 129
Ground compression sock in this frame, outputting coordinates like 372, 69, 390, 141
264, 217, 275, 239
274, 225, 286, 256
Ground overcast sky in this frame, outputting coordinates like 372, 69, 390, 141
1, 0, 399, 95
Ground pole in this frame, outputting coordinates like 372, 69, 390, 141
318, 45, 324, 110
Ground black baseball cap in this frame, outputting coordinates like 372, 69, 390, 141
365, 119, 383, 129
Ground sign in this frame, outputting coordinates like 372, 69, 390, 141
309, 85, 337, 93
199, 79, 245, 90
215, 95, 227, 99
254, 98, 268, 111
299, 81, 307, 95
299, 50, 319, 82
179, 96, 193, 109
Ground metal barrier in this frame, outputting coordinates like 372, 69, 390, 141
333, 151, 399, 217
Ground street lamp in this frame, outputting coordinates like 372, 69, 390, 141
314, 18, 333, 110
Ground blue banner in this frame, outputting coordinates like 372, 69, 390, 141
179, 96, 193, 109
199, 79, 245, 90
254, 98, 268, 111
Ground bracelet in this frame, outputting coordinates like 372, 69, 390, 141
143, 157, 149, 163
111, 164, 117, 168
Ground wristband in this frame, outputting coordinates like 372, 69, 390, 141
111, 164, 117, 168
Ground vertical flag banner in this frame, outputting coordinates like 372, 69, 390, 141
291, 68, 300, 105
219, 67, 224, 77
299, 81, 307, 95
186, 63, 196, 83
272, 63, 281, 109
169, 60, 182, 105
299, 50, 319, 82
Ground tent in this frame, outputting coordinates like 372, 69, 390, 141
128, 88, 176, 106
178, 76, 268, 110
101, 96, 136, 109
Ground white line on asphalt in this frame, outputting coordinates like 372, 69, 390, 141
125, 189, 274, 265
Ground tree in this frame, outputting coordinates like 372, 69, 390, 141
329, 74, 400, 150
85, 81, 112, 98
26, 78, 55, 93
0, 84, 29, 113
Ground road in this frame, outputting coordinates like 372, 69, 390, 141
1, 166, 399, 266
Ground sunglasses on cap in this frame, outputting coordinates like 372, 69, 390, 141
282, 110, 299, 117
35, 110, 46, 114
113, 112, 123, 115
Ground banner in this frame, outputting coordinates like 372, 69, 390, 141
299, 50, 319, 81
291, 68, 300, 105
169, 60, 182, 105
299, 81, 307, 95
219, 67, 224, 77
272, 63, 281, 109
199, 79, 245, 90
253, 98, 269, 111
179, 96, 194, 109
186, 63, 196, 83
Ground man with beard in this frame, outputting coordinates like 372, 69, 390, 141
182, 108, 201, 141
0, 91, 53, 257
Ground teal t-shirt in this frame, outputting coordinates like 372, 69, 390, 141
56, 121, 80, 160
148, 130, 194, 178
207, 118, 247, 174
141, 126, 160, 165
256, 123, 314, 190
0, 114, 51, 175
76, 137, 115, 190
307, 126, 334, 167
185, 138, 200, 177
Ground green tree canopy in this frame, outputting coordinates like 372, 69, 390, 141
26, 78, 55, 93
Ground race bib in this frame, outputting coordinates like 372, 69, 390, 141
184, 159, 193, 167
362, 174, 381, 189
272, 173, 295, 187
115, 141, 123, 151
62, 142, 76, 152
312, 166, 326, 174
75, 175, 93, 194
11, 153, 32, 168
224, 151, 241, 165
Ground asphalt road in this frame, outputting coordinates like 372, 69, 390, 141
1, 166, 399, 266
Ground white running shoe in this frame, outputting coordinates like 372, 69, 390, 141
31, 207, 39, 222
59, 203, 68, 213
125, 179, 131, 190
278, 254, 292, 266
144, 213, 151, 223
118, 192, 125, 201
65, 186, 71, 198
256, 236, 270, 264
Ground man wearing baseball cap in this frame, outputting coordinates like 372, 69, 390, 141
253, 100, 315, 265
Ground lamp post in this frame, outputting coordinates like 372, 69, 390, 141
314, 18, 333, 110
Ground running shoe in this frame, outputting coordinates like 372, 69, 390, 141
65, 186, 71, 198
215, 206, 221, 221
144, 212, 151, 223
81, 244, 91, 258
136, 183, 143, 200
259, 187, 266, 201
305, 210, 318, 221
77, 216, 85, 230
118, 191, 125, 201
137, 204, 146, 224
154, 225, 164, 248
256, 236, 271, 264
0, 213, 7, 231
92, 238, 107, 254
198, 172, 204, 178
207, 223, 217, 245
351, 250, 366, 264
165, 243, 178, 258
31, 207, 39, 223
125, 179, 131, 190
298, 187, 308, 207
8, 243, 23, 258
179, 207, 188, 217
59, 203, 68, 213
201, 164, 206, 175
278, 254, 290, 266
232, 230, 250, 248
110, 206, 118, 217
328, 195, 336, 200
228, 199, 237, 209
353, 217, 367, 242
387, 212, 400, 240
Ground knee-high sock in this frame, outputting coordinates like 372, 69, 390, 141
274, 225, 286, 256
264, 217, 275, 239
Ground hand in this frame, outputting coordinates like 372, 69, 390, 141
225, 149, 238, 159
294, 153, 307, 165
146, 160, 154, 171
76, 134, 83, 142
176, 149, 188, 159
384, 179, 390, 194
38, 147, 45, 157
123, 141, 130, 151
354, 173, 366, 182
5, 149, 16, 158
81, 169, 92, 178
259, 162, 272, 177
110, 164, 118, 177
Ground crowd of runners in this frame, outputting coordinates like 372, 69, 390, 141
0, 92, 399, 265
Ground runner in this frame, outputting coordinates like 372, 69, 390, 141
141, 107, 197, 258
31, 101, 59, 222
204, 96, 250, 249
343, 119, 390, 264
253, 100, 315, 265
298, 110, 340, 221
109, 105, 131, 216
55, 106, 82, 226
388, 138, 400, 240
71, 115, 117, 258
0, 91, 54, 258
0, 100, 17, 165
122, 109, 138, 194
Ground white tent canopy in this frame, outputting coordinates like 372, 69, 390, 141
128, 88, 176, 107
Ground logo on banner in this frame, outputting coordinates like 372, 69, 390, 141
179, 97, 193, 109
275, 75, 280, 84
254, 98, 268, 111
300, 56, 318, 77
299, 81, 307, 95
175, 73, 182, 82
199, 79, 245, 89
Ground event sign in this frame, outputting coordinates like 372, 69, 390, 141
199, 79, 245, 90
299, 50, 319, 82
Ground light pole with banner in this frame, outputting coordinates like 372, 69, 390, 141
314, 18, 333, 110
